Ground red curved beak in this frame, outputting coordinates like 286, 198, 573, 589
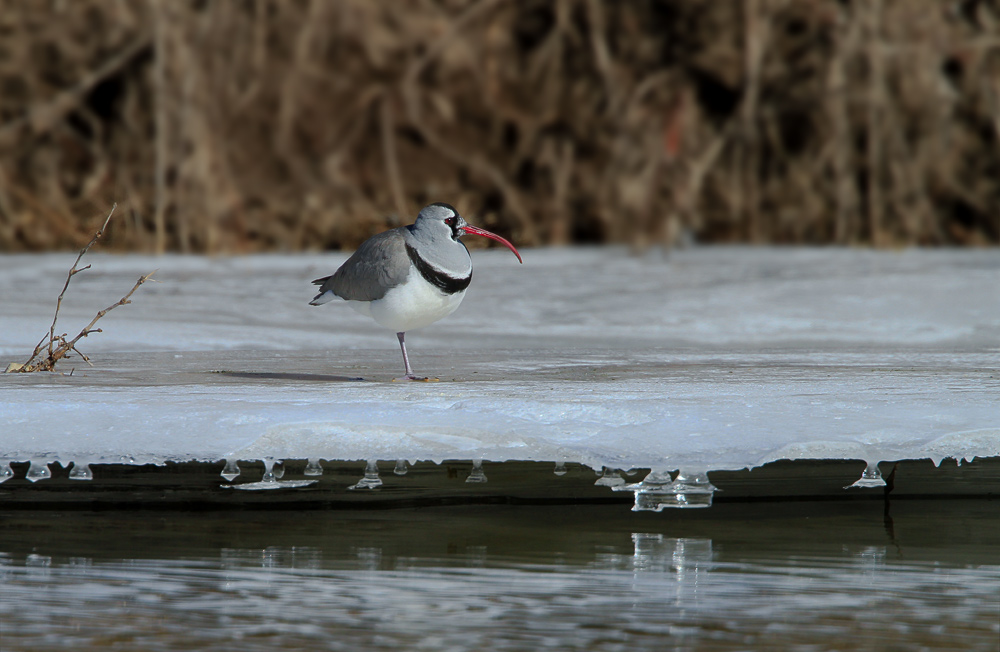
462, 225, 523, 263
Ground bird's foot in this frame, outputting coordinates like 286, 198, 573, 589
392, 374, 440, 382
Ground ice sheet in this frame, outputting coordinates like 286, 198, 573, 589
2, 247, 998, 473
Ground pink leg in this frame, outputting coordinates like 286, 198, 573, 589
395, 332, 426, 381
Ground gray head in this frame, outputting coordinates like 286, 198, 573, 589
409, 202, 523, 262
411, 202, 467, 243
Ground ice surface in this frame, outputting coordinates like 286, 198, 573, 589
1, 247, 998, 475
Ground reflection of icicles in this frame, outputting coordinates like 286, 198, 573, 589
632, 534, 714, 608
348, 460, 382, 490
617, 469, 717, 510
632, 533, 714, 573
0, 462, 14, 483
594, 467, 625, 487
304, 459, 323, 476
26, 461, 51, 483
26, 553, 52, 568
846, 461, 885, 489
393, 459, 408, 476
354, 547, 383, 571
220, 459, 241, 481
465, 545, 489, 567
854, 545, 888, 589
69, 461, 93, 481
465, 459, 487, 483
632, 533, 676, 572
553, 462, 568, 476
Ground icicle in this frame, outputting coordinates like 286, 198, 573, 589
0, 461, 14, 484
465, 459, 488, 483
846, 461, 885, 489
261, 459, 278, 485
220, 459, 241, 481
594, 467, 625, 487
393, 459, 408, 476
553, 462, 568, 476
26, 461, 52, 483
616, 469, 717, 510
614, 469, 670, 497
348, 460, 382, 490
222, 457, 317, 490
661, 469, 716, 509
69, 461, 93, 481
304, 459, 324, 476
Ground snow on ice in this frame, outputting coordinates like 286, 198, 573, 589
1, 247, 998, 484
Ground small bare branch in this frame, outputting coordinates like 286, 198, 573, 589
8, 205, 155, 374
24, 271, 156, 373
65, 272, 155, 353
46, 203, 117, 358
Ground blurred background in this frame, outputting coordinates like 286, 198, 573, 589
0, 0, 998, 253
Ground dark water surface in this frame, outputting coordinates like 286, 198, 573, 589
1, 500, 998, 651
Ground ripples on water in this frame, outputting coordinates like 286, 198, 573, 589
1, 501, 998, 651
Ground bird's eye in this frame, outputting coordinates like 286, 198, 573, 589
445, 217, 457, 226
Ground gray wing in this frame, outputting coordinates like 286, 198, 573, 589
315, 229, 410, 302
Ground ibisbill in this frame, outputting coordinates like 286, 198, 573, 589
310, 203, 522, 381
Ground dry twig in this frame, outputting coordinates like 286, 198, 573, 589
6, 204, 155, 373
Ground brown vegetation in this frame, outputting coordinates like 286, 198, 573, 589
0, 0, 998, 253
6, 204, 154, 373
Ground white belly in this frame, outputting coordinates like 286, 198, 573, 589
347, 274, 466, 333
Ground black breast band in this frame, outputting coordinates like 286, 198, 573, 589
406, 243, 472, 294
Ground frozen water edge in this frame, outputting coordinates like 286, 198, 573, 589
1, 247, 998, 477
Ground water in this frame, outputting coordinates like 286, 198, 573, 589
1, 501, 998, 651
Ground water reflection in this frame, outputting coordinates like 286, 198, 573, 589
632, 534, 713, 575
0, 502, 998, 651
631, 534, 714, 631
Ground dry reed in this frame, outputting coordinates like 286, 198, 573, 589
0, 0, 998, 253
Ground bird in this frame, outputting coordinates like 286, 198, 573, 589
310, 203, 522, 381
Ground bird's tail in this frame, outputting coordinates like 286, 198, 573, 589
309, 292, 335, 306
309, 275, 334, 305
